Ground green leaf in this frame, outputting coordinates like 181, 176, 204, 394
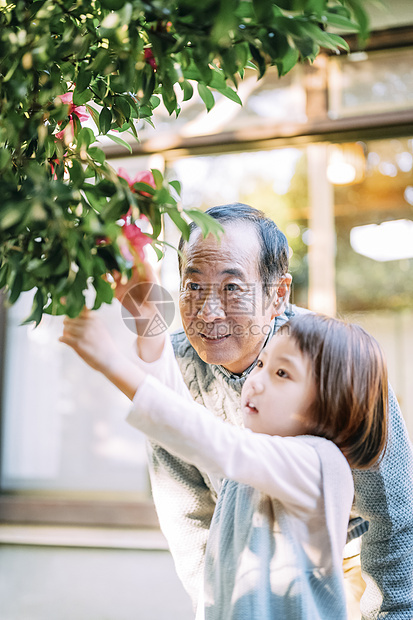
69, 159, 85, 187
21, 288, 44, 327
169, 180, 181, 195
76, 69, 92, 93
142, 69, 156, 106
278, 45, 300, 76
150, 95, 161, 110
166, 208, 191, 241
114, 96, 131, 121
133, 182, 156, 195
8, 271, 23, 305
235, 0, 254, 19
151, 168, 163, 189
252, 0, 273, 22
73, 88, 92, 106
304, 0, 325, 17
99, 107, 112, 135
45, 137, 56, 159
87, 146, 106, 165
151, 243, 164, 261
292, 20, 349, 53
184, 209, 224, 240
324, 12, 360, 32
216, 85, 242, 105
157, 187, 176, 206
0, 148, 11, 171
84, 188, 108, 211
324, 33, 350, 53
106, 133, 132, 152
86, 104, 100, 129
197, 83, 215, 112
76, 127, 95, 149
0, 206, 23, 230
161, 82, 178, 116
235, 42, 250, 72
248, 44, 266, 79
72, 114, 82, 138
181, 80, 194, 102
211, 0, 238, 45
345, 0, 370, 41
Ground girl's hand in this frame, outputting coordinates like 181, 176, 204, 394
59, 308, 147, 401
59, 308, 120, 375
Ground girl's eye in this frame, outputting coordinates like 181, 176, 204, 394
276, 368, 288, 379
256, 359, 264, 368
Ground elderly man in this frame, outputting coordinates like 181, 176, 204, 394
120, 204, 413, 619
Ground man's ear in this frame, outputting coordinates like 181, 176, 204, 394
270, 274, 292, 319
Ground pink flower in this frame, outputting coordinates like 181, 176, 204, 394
117, 168, 156, 197
144, 48, 157, 70
56, 92, 89, 122
120, 222, 152, 262
116, 203, 152, 262
55, 119, 75, 141
55, 92, 88, 141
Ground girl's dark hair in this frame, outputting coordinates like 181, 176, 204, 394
279, 314, 388, 470
177, 203, 289, 296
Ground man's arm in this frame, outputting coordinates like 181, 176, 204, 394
353, 386, 413, 619
112, 260, 166, 363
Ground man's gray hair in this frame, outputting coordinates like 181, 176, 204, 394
178, 203, 289, 297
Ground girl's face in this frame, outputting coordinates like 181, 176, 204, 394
241, 334, 316, 437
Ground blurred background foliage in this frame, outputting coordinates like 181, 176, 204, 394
0, 0, 369, 322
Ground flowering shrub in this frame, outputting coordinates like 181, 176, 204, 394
0, 0, 368, 324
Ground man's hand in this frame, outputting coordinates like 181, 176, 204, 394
112, 260, 167, 363
112, 260, 157, 322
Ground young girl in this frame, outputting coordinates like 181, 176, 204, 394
60, 311, 388, 620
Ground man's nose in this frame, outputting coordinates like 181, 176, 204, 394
196, 290, 226, 322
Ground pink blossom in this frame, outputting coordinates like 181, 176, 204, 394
55, 92, 88, 142
144, 48, 157, 70
55, 119, 75, 141
117, 168, 156, 197
120, 222, 152, 262
56, 92, 89, 121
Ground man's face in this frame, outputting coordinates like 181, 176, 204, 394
179, 221, 291, 375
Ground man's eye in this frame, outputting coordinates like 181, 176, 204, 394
276, 368, 288, 379
224, 283, 240, 292
187, 282, 201, 291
